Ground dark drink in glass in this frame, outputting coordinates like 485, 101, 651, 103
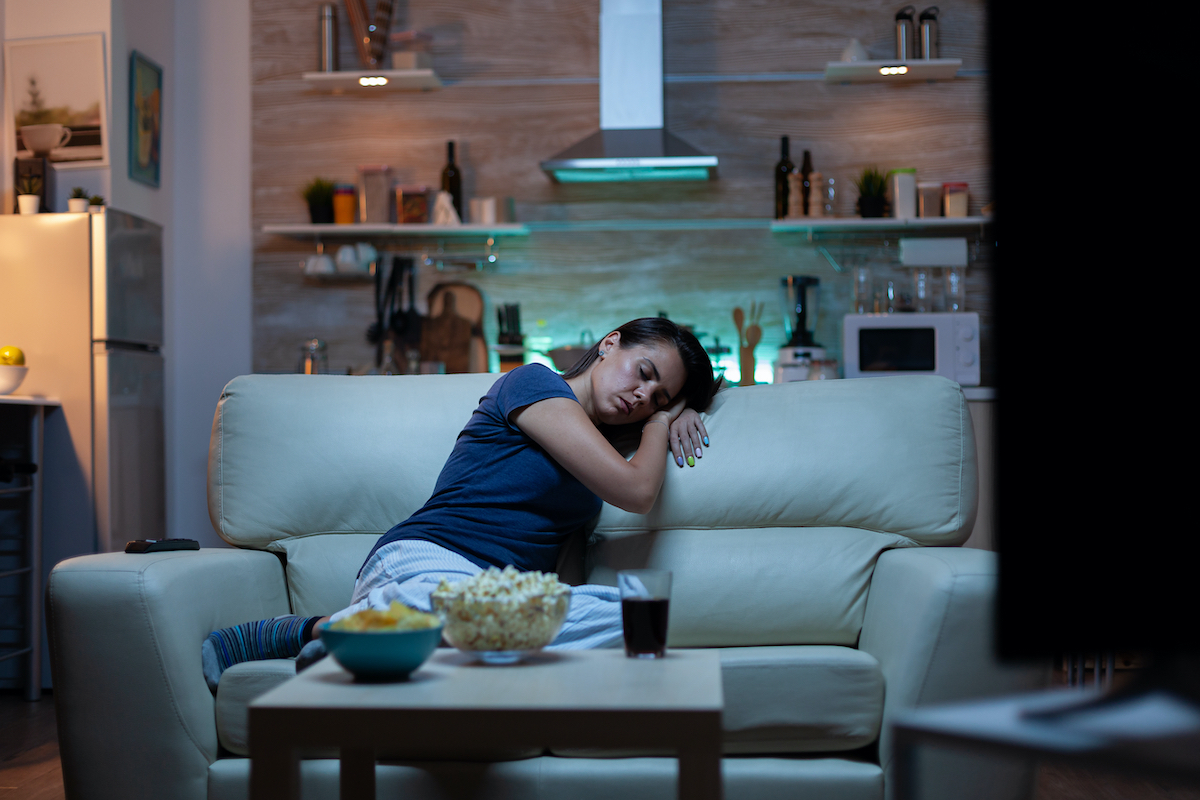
618, 569, 672, 659
622, 597, 670, 658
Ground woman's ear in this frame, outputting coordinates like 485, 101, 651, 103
599, 331, 621, 356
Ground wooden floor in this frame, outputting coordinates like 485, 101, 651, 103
1, 686, 1197, 799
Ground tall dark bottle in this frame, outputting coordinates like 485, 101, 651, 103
799, 150, 814, 216
441, 140, 462, 221
774, 136, 794, 220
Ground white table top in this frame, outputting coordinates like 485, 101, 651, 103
253, 648, 723, 714
0, 394, 61, 406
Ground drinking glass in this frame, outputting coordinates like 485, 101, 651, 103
853, 266, 873, 314
618, 569, 672, 659
913, 268, 933, 313
945, 266, 966, 312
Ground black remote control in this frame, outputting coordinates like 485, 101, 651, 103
125, 539, 200, 554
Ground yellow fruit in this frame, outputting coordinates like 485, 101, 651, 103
0, 346, 25, 366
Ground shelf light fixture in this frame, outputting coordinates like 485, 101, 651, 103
358, 75, 389, 87
878, 65, 909, 76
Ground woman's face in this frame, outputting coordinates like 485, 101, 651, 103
590, 334, 687, 426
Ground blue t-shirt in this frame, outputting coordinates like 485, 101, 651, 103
363, 364, 602, 573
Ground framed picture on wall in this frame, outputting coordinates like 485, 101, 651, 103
4, 33, 109, 167
128, 50, 162, 188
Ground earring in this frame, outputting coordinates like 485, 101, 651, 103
599, 349, 606, 357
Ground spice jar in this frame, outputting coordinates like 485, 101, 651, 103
332, 183, 356, 224
357, 165, 391, 223
917, 182, 942, 217
943, 182, 969, 217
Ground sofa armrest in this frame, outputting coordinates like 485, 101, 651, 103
859, 547, 1050, 800
47, 548, 291, 800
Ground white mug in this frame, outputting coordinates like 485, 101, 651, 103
303, 254, 336, 275
20, 124, 72, 155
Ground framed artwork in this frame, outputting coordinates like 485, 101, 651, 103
4, 34, 109, 167
128, 51, 162, 188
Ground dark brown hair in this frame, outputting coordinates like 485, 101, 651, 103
562, 318, 717, 413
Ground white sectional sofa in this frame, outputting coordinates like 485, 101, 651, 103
48, 372, 1046, 800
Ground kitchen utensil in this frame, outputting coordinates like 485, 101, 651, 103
944, 266, 966, 312
422, 282, 485, 373
739, 324, 761, 386
853, 266, 873, 314
733, 307, 745, 346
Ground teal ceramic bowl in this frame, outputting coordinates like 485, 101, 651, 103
318, 622, 443, 681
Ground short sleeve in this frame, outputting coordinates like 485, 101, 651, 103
494, 364, 579, 423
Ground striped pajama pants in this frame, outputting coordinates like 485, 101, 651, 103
329, 539, 624, 650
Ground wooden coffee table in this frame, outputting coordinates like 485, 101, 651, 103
249, 648, 724, 800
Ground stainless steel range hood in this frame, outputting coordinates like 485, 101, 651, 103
540, 0, 718, 183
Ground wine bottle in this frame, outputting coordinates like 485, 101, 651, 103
800, 150, 814, 216
774, 136, 794, 220
441, 141, 462, 221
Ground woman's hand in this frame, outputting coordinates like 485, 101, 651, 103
668, 407, 709, 468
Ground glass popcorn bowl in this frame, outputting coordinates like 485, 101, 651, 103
430, 567, 571, 665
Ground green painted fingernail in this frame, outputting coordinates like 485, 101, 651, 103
687, 456, 695, 467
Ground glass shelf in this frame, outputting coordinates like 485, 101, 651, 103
772, 216, 992, 242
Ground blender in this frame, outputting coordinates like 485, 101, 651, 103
775, 275, 827, 382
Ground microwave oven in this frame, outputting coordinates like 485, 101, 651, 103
842, 312, 980, 386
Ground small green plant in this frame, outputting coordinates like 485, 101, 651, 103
70, 186, 89, 199
853, 166, 890, 198
302, 177, 336, 206
17, 175, 43, 195
88, 194, 105, 206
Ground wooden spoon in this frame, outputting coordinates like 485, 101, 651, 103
733, 307, 745, 347
745, 324, 762, 351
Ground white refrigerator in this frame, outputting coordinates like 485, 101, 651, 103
0, 209, 165, 687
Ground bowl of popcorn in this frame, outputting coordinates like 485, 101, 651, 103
431, 566, 571, 665
319, 601, 443, 681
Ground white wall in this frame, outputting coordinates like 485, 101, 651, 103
2, 0, 251, 549
167, 0, 252, 547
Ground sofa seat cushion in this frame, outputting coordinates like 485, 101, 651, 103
552, 644, 882, 757
216, 659, 296, 755
720, 645, 883, 753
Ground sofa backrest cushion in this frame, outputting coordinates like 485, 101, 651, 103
209, 373, 976, 642
209, 373, 501, 549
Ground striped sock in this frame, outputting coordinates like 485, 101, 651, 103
202, 615, 322, 693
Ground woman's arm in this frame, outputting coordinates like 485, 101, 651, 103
512, 396, 687, 514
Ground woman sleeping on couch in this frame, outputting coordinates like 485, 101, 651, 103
202, 317, 717, 691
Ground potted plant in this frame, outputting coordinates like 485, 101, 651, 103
16, 175, 42, 215
302, 178, 336, 224
68, 187, 90, 213
853, 167, 890, 218
88, 194, 106, 214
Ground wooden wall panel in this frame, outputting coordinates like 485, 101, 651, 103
252, 0, 994, 383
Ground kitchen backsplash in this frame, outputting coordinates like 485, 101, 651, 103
251, 0, 993, 384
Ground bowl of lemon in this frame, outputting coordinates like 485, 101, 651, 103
0, 346, 28, 395
318, 602, 443, 681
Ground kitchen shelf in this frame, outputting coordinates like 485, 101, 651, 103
772, 216, 991, 240
301, 69, 442, 93
824, 59, 962, 84
263, 223, 529, 238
